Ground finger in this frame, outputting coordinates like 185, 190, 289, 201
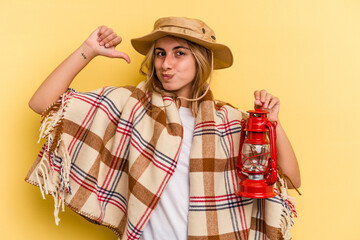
263, 93, 272, 108
104, 34, 122, 48
101, 32, 117, 45
98, 28, 114, 45
254, 90, 260, 100
267, 97, 279, 109
254, 90, 262, 106
260, 90, 267, 103
97, 26, 108, 40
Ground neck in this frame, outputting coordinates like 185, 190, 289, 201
180, 99, 190, 108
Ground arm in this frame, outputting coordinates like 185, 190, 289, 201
28, 26, 130, 114
254, 90, 301, 189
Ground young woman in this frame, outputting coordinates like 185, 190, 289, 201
27, 17, 300, 240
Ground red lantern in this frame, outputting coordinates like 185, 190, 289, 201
236, 107, 278, 198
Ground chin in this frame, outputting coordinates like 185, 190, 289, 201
161, 83, 179, 92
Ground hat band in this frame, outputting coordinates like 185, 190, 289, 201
155, 26, 216, 43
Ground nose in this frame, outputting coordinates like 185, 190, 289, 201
161, 54, 174, 70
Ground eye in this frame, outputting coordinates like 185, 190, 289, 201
155, 51, 165, 57
176, 51, 185, 56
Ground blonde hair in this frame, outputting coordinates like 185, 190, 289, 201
139, 38, 212, 117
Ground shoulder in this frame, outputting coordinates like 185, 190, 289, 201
213, 99, 249, 120
89, 85, 136, 97
64, 82, 146, 116
76, 81, 147, 103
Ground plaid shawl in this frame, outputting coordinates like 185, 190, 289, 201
26, 81, 296, 240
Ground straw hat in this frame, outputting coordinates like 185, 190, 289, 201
131, 17, 233, 69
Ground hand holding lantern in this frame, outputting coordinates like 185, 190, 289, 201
236, 106, 278, 198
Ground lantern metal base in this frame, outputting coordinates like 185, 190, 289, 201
237, 179, 276, 198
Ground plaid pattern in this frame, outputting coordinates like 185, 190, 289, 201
26, 81, 296, 240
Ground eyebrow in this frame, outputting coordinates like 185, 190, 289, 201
155, 46, 190, 51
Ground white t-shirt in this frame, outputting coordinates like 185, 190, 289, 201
141, 107, 195, 240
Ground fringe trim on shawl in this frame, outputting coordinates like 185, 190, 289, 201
275, 172, 298, 240
35, 90, 74, 225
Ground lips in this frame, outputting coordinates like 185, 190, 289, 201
161, 73, 174, 81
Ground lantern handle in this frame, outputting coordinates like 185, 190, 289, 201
265, 121, 278, 185
236, 119, 247, 180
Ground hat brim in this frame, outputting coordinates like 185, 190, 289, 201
131, 30, 233, 69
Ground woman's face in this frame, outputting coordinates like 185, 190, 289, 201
154, 36, 196, 99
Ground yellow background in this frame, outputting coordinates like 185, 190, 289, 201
1, 0, 359, 239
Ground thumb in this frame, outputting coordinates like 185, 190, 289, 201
108, 50, 131, 63
254, 99, 263, 106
